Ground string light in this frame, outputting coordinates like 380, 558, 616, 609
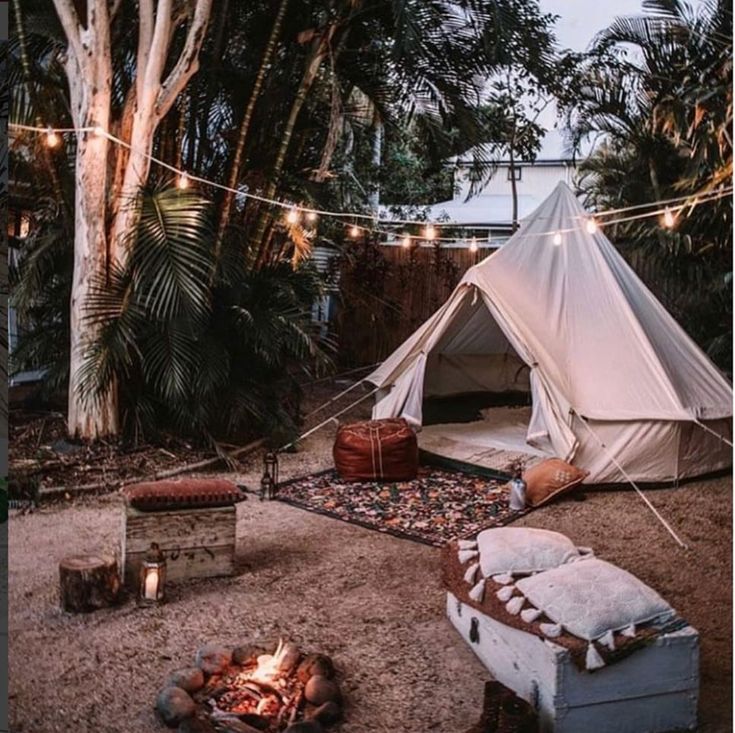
469, 237, 478, 253
305, 211, 318, 224
45, 128, 60, 148
176, 172, 190, 190
286, 207, 300, 225
401, 234, 411, 249
585, 217, 598, 234
11, 123, 733, 246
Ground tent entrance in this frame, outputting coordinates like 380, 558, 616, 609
416, 294, 550, 477
418, 406, 550, 478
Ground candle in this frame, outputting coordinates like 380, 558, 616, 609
144, 569, 159, 600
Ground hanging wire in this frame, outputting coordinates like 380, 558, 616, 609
9, 122, 733, 245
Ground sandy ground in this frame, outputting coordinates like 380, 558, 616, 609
8, 416, 732, 733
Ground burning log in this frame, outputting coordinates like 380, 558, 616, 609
159, 639, 343, 732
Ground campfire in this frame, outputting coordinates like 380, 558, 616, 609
157, 639, 343, 733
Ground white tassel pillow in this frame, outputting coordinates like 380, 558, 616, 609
476, 527, 582, 577
515, 558, 674, 641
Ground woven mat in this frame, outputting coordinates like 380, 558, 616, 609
275, 467, 526, 547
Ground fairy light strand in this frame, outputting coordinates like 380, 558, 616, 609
10, 122, 733, 247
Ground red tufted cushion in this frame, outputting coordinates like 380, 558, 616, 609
121, 479, 245, 511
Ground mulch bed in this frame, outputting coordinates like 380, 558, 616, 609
275, 466, 526, 547
9, 410, 213, 499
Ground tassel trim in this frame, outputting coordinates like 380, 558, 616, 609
540, 623, 562, 638
457, 539, 478, 550
621, 623, 636, 638
463, 562, 479, 585
458, 549, 479, 564
468, 579, 486, 602
521, 607, 542, 624
585, 642, 606, 671
495, 585, 515, 603
505, 596, 524, 615
599, 629, 615, 651
491, 573, 514, 585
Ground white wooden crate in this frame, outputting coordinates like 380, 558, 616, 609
121, 504, 236, 586
447, 592, 698, 733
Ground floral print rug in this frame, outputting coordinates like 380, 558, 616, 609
275, 467, 527, 547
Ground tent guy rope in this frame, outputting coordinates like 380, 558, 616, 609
573, 412, 689, 549
694, 419, 734, 448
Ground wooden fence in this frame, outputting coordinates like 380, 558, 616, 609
332, 240, 684, 370
333, 243, 487, 368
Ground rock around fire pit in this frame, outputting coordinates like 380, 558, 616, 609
156, 639, 343, 733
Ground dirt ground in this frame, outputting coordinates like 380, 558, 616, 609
8, 407, 733, 732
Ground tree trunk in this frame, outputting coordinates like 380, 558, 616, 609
509, 148, 519, 233
55, 0, 213, 440
59, 553, 121, 612
367, 109, 383, 215
65, 38, 119, 439
214, 0, 290, 258
250, 28, 334, 265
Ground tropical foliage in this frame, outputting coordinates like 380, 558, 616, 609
10, 0, 562, 443
562, 0, 733, 370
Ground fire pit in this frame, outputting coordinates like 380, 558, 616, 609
156, 639, 343, 733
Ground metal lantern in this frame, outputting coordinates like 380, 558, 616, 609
260, 451, 279, 501
138, 542, 166, 605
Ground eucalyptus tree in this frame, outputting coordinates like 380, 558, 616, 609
43, 0, 213, 439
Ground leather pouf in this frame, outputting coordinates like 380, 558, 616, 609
333, 418, 418, 481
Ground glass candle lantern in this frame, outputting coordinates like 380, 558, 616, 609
260, 451, 279, 500
139, 542, 166, 605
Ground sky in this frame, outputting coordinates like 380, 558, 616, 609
537, 0, 646, 130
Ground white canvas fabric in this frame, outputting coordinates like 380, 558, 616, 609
366, 183, 732, 483
515, 558, 674, 641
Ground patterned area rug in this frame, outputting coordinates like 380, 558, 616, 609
275, 467, 527, 547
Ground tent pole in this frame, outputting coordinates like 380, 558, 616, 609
573, 412, 689, 550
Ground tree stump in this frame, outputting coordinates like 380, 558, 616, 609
59, 553, 122, 612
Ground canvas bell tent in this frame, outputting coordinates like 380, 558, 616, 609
365, 183, 732, 484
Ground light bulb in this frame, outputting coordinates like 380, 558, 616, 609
469, 237, 478, 253
45, 129, 60, 148
349, 225, 361, 238
401, 235, 411, 249
93, 125, 105, 137
305, 211, 318, 224
662, 208, 676, 228
176, 172, 190, 190
286, 208, 300, 225
424, 224, 437, 240
586, 218, 598, 234
552, 231, 563, 246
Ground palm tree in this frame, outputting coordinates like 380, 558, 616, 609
564, 0, 733, 369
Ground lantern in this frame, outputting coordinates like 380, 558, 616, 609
139, 542, 166, 605
260, 451, 279, 501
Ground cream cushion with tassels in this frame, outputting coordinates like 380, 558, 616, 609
476, 527, 582, 578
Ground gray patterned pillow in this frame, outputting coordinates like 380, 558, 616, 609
515, 557, 674, 641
